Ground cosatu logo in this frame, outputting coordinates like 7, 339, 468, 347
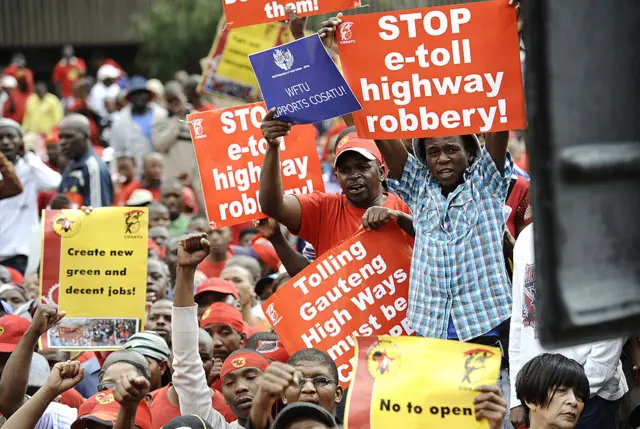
52, 211, 82, 238
461, 348, 495, 384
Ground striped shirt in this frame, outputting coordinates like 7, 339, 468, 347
58, 148, 113, 207
387, 148, 513, 342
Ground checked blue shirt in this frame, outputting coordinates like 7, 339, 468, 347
388, 148, 513, 342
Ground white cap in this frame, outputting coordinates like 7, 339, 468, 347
126, 189, 154, 206
1, 75, 18, 89
28, 353, 51, 388
97, 64, 120, 81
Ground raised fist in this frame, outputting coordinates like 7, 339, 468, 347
178, 233, 211, 267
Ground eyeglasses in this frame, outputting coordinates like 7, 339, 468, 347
295, 376, 335, 389
97, 382, 115, 392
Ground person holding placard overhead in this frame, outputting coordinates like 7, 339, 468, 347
317, 2, 518, 418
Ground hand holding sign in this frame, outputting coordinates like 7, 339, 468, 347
261, 108, 292, 145
178, 233, 210, 268
318, 13, 343, 49
362, 206, 399, 231
474, 385, 507, 429
286, 6, 307, 41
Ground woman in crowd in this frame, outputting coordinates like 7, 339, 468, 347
515, 353, 590, 429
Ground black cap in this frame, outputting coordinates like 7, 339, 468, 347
162, 415, 213, 429
272, 403, 338, 429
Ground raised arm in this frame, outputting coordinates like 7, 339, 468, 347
484, 131, 509, 174
259, 109, 303, 234
256, 218, 309, 276
172, 233, 231, 428
3, 361, 84, 429
113, 371, 151, 429
317, 16, 410, 180
0, 152, 23, 200
0, 305, 65, 418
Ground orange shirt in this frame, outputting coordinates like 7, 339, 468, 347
296, 192, 412, 257
198, 251, 233, 278
150, 384, 235, 429
59, 388, 85, 409
52, 57, 86, 98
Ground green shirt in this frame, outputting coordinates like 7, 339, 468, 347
169, 213, 191, 237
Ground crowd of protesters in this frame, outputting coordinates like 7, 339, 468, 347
0, 1, 637, 429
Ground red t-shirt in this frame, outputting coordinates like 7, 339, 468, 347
150, 384, 235, 429
3, 65, 34, 94
114, 180, 161, 206
2, 89, 28, 123
198, 251, 233, 278
59, 388, 85, 409
506, 176, 531, 239
296, 192, 412, 257
52, 58, 87, 98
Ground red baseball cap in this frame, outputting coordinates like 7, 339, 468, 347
334, 133, 383, 168
72, 389, 152, 429
195, 278, 239, 300
0, 315, 31, 353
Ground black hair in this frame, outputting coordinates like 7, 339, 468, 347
288, 349, 338, 384
415, 135, 480, 161
516, 353, 590, 427
49, 194, 72, 210
239, 227, 259, 241
246, 332, 279, 350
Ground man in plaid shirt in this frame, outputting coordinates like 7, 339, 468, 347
378, 132, 513, 343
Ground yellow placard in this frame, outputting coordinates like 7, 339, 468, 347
346, 336, 501, 429
57, 207, 148, 318
216, 23, 283, 87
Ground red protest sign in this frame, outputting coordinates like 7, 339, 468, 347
262, 224, 415, 388
188, 103, 324, 228
337, 0, 525, 139
224, 0, 360, 28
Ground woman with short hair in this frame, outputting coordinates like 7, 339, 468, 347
515, 353, 590, 429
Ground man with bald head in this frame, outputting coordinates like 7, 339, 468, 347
58, 113, 113, 207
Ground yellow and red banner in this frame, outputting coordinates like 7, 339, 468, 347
262, 225, 414, 388
223, 0, 360, 28
39, 208, 148, 350
347, 336, 501, 429
187, 102, 324, 228
199, 22, 314, 99
337, 0, 525, 139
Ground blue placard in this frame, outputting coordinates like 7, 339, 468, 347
249, 34, 362, 124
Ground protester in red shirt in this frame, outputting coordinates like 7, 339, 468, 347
115, 152, 165, 205
184, 76, 215, 112
1, 77, 28, 124
3, 53, 34, 95
52, 45, 86, 103
148, 328, 236, 428
197, 227, 235, 278
260, 121, 414, 259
